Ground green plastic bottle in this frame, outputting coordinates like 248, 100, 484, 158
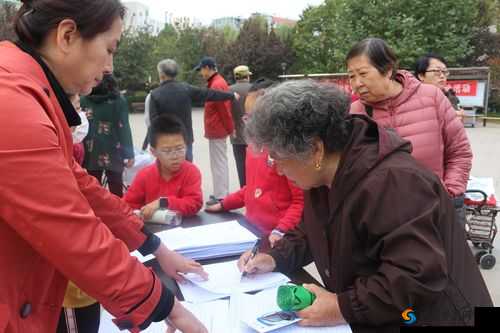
277, 284, 316, 311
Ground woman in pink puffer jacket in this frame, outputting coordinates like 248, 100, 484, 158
346, 38, 472, 215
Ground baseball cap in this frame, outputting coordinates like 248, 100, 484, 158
233, 65, 253, 78
194, 57, 217, 71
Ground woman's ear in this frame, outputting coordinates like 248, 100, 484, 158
313, 138, 325, 162
55, 19, 80, 54
417, 73, 425, 81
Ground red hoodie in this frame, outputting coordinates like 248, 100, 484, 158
222, 148, 304, 234
124, 161, 203, 217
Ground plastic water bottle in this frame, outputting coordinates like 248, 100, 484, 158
277, 284, 316, 311
150, 209, 182, 226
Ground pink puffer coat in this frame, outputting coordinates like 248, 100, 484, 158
350, 70, 472, 197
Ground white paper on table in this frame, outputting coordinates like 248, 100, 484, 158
184, 260, 289, 295
131, 220, 258, 263
180, 299, 231, 332
159, 220, 257, 251
179, 279, 230, 303
231, 288, 353, 333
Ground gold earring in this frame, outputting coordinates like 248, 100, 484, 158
315, 161, 321, 170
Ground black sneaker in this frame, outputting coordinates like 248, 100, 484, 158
205, 195, 222, 206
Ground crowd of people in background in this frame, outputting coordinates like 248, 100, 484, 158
0, 0, 494, 332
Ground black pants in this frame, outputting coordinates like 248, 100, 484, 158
232, 144, 247, 188
453, 195, 466, 226
88, 169, 124, 197
57, 303, 100, 333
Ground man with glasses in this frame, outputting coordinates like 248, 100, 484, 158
415, 53, 464, 120
125, 115, 203, 219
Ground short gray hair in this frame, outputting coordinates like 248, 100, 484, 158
157, 59, 179, 78
244, 80, 352, 160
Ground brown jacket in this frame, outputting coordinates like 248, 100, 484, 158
270, 115, 492, 332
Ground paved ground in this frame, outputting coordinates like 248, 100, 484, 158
129, 109, 500, 305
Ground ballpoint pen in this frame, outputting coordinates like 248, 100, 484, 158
242, 239, 261, 278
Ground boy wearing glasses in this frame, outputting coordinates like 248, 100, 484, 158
124, 115, 203, 219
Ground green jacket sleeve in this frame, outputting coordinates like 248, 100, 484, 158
118, 96, 134, 159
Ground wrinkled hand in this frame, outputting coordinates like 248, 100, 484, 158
237, 251, 276, 275
155, 244, 208, 283
296, 284, 346, 327
125, 158, 135, 168
141, 200, 159, 221
268, 233, 283, 248
205, 202, 222, 213
166, 299, 208, 333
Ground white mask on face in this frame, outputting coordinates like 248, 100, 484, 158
72, 111, 89, 144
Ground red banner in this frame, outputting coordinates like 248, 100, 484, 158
317, 78, 353, 93
446, 80, 478, 96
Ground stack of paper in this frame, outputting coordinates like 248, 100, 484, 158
132, 220, 258, 263
180, 260, 290, 303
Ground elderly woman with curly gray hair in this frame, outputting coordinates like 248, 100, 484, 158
237, 79, 492, 332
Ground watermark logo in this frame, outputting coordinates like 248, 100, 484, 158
402, 308, 416, 325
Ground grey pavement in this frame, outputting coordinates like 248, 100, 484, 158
129, 109, 500, 305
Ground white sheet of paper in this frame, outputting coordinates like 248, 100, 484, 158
178, 279, 230, 303
184, 260, 289, 295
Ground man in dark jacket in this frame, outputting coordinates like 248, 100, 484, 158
239, 80, 492, 332
149, 59, 237, 162
229, 65, 252, 188
195, 57, 234, 204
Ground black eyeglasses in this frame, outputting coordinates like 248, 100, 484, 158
426, 69, 450, 77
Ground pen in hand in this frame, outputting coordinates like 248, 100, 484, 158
242, 239, 261, 277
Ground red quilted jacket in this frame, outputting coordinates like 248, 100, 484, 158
350, 70, 472, 197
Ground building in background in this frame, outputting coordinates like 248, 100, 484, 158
123, 1, 163, 35
165, 12, 202, 31
211, 16, 245, 30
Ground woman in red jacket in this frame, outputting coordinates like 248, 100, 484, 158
0, 1, 207, 332
347, 38, 472, 224
206, 79, 304, 247
125, 115, 203, 218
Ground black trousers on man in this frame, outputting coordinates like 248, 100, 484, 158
232, 144, 247, 188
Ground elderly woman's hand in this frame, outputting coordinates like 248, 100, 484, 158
237, 251, 276, 275
296, 284, 347, 327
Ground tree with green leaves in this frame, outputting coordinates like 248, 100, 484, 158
0, 1, 17, 41
293, 0, 478, 74
113, 26, 157, 93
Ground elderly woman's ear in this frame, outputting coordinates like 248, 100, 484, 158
312, 139, 325, 170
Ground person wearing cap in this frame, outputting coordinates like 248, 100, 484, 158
229, 65, 252, 188
147, 59, 238, 162
195, 57, 234, 204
